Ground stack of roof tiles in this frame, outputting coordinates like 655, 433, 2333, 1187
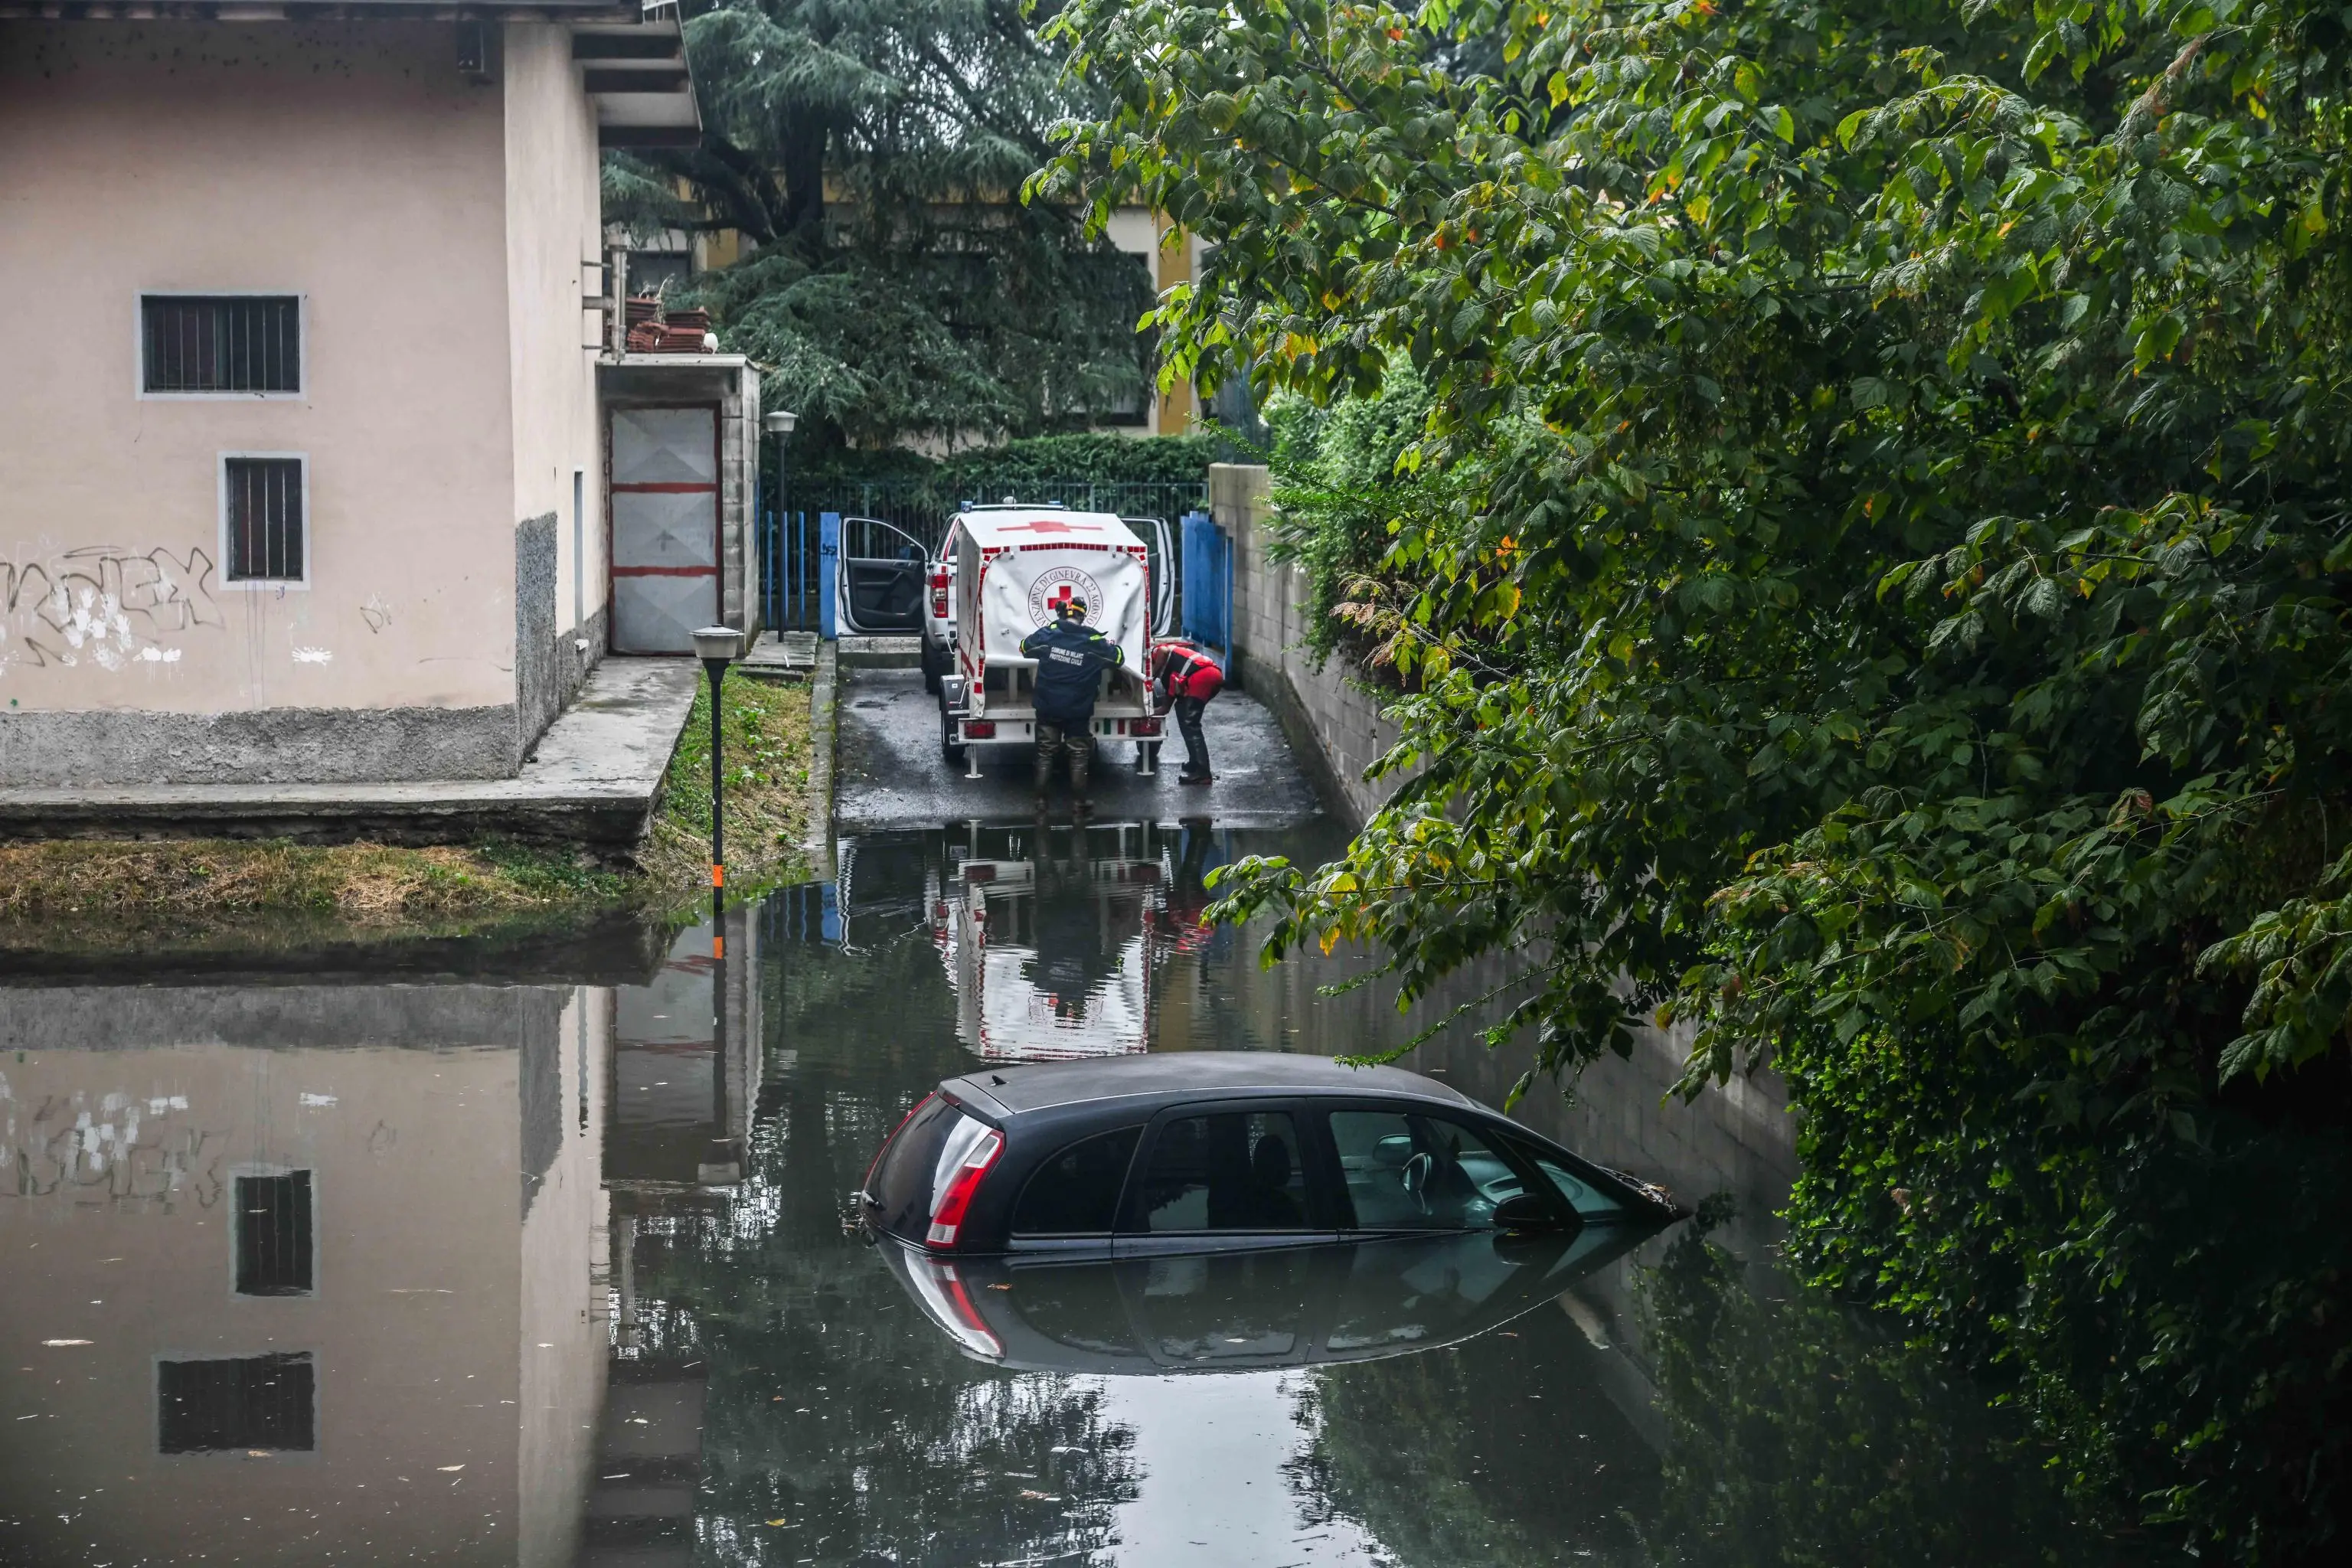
622, 299, 716, 354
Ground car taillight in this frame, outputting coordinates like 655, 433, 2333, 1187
929, 570, 950, 618
964, 720, 996, 740
926, 1125, 1003, 1246
1132, 717, 1163, 737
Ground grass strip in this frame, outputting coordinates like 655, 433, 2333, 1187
0, 668, 818, 956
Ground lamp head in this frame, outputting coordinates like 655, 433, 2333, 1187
691, 626, 744, 665
764, 410, 798, 436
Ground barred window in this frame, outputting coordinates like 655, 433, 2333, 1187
234, 1171, 314, 1296
223, 457, 306, 583
142, 295, 301, 394
158, 1353, 315, 1454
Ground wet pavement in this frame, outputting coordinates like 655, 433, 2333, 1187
834, 668, 1323, 829
0, 818, 2101, 1566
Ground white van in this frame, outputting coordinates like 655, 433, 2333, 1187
936, 505, 1170, 773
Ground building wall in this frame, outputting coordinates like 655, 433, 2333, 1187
1213, 462, 1402, 825
503, 22, 609, 752
0, 22, 601, 784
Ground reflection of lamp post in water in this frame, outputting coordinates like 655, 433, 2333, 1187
691, 625, 744, 1184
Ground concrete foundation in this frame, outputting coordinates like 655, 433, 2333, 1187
0, 657, 696, 846
0, 702, 525, 786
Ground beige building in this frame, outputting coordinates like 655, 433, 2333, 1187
0, 5, 758, 787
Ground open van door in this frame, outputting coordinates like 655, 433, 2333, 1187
836, 515, 928, 634
1127, 517, 1178, 636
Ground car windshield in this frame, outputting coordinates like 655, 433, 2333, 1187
1328, 1110, 1527, 1230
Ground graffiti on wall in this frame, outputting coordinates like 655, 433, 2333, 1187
0, 545, 225, 673
0, 1079, 224, 1210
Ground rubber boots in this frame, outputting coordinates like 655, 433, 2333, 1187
1032, 723, 1058, 806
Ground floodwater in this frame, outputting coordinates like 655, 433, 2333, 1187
0, 820, 2102, 1566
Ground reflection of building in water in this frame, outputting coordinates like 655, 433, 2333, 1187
0, 979, 613, 1566
606, 910, 763, 1188
587, 910, 756, 1566
916, 822, 1181, 1060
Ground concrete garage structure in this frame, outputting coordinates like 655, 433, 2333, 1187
0, 5, 723, 791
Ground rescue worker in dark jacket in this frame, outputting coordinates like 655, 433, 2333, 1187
1020, 598, 1125, 808
1148, 637, 1225, 784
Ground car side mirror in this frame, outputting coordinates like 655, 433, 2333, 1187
1493, 1192, 1576, 1234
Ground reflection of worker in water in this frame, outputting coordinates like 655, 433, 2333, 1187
1151, 818, 1219, 956
1022, 599, 1125, 811
1022, 835, 1119, 1021
1148, 638, 1225, 785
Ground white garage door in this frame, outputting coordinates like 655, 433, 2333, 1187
609, 406, 718, 654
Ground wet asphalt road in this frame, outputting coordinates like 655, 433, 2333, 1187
833, 665, 1327, 828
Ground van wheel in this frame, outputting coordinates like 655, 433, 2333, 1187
923, 643, 944, 694
940, 699, 966, 767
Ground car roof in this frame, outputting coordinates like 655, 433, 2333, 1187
942, 1051, 1478, 1119
953, 508, 1142, 548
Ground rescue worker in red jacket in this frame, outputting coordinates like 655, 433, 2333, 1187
1148, 638, 1225, 785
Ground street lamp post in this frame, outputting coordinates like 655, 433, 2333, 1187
691, 623, 744, 1187
690, 625, 745, 923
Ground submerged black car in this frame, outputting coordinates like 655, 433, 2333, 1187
856, 1053, 1681, 1258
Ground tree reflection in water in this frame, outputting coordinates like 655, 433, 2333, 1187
1636, 1200, 2116, 1568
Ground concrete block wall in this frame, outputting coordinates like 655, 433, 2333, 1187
1211, 462, 1402, 825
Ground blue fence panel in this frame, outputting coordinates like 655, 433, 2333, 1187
759, 508, 823, 631
818, 511, 841, 641
1180, 510, 1229, 655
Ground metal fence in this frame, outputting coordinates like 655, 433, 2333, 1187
760, 476, 1210, 631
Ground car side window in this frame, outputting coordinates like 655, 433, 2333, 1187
1129, 1112, 1312, 1233
1327, 1110, 1527, 1230
1011, 1126, 1141, 1236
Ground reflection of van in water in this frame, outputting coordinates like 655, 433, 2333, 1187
931, 829, 1174, 1060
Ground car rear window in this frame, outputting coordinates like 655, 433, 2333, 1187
871, 1095, 966, 1236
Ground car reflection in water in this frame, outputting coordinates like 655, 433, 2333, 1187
899, 820, 1219, 1060
886, 1226, 1652, 1375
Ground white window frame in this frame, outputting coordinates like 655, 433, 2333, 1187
138, 291, 307, 401
217, 452, 312, 591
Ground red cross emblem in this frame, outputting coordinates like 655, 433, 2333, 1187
1002, 519, 1100, 534
1046, 583, 1080, 612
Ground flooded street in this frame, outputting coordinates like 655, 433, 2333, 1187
2, 821, 2099, 1566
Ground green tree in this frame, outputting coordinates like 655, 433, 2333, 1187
1040, 0, 2352, 1553
606, 0, 1158, 449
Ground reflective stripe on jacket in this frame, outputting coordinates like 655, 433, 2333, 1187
1149, 640, 1225, 703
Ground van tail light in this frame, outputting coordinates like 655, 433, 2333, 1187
963, 720, 997, 740
929, 570, 950, 618
926, 1125, 1003, 1246
1132, 717, 1163, 737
